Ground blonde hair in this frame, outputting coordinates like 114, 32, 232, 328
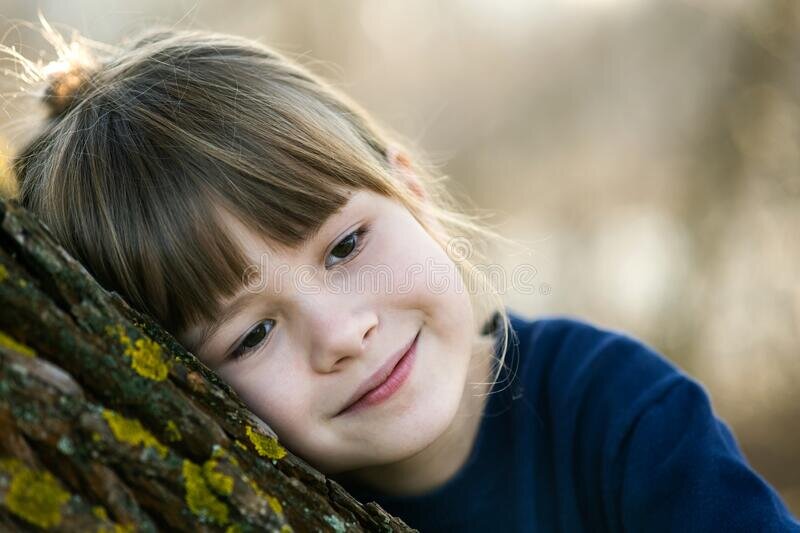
4, 21, 514, 392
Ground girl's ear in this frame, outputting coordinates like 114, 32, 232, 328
387, 145, 426, 202
387, 145, 450, 245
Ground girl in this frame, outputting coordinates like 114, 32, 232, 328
7, 24, 799, 532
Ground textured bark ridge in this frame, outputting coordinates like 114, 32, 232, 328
0, 197, 414, 532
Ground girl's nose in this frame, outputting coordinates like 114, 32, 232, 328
306, 304, 378, 373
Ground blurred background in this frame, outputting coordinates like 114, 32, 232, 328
0, 0, 798, 514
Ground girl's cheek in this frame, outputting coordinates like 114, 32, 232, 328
378, 231, 433, 291
236, 378, 313, 449
218, 356, 306, 429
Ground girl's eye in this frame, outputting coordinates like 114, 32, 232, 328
325, 225, 369, 268
228, 319, 275, 362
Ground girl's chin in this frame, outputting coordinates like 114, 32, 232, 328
318, 337, 471, 471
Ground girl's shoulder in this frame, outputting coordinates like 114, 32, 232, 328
500, 309, 704, 448
503, 309, 685, 398
500, 313, 800, 532
500, 310, 800, 531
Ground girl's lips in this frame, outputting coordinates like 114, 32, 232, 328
336, 330, 419, 417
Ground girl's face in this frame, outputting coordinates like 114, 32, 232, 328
178, 188, 477, 475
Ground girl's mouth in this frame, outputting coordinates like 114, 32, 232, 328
336, 330, 420, 417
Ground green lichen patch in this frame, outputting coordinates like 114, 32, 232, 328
57, 436, 75, 455
101, 409, 169, 459
245, 425, 286, 460
105, 324, 170, 381
0, 457, 71, 529
0, 330, 36, 357
164, 420, 182, 442
92, 505, 109, 520
182, 459, 230, 525
323, 514, 347, 533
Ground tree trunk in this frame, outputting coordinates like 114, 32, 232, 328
0, 197, 414, 532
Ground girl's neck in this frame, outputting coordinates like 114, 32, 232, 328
336, 333, 496, 497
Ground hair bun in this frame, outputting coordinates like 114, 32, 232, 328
41, 53, 98, 119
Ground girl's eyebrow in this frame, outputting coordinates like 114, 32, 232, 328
195, 290, 263, 354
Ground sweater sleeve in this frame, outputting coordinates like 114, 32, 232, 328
534, 317, 800, 532
613, 375, 800, 532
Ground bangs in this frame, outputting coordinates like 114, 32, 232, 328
98, 111, 377, 336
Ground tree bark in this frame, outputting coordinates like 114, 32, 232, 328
0, 197, 414, 532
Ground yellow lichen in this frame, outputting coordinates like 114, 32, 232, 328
234, 439, 248, 451
0, 330, 36, 357
0, 457, 71, 529
128, 337, 169, 380
94, 506, 136, 533
98, 522, 136, 533
225, 525, 243, 533
182, 459, 230, 525
243, 476, 284, 518
203, 458, 234, 496
97, 522, 136, 533
0, 264, 8, 282
266, 494, 284, 516
245, 425, 286, 460
101, 409, 168, 459
245, 477, 265, 499
281, 525, 294, 533
164, 420, 182, 442
211, 445, 240, 468
17, 278, 27, 287
105, 324, 170, 381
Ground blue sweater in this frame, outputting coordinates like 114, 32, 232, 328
335, 311, 800, 532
